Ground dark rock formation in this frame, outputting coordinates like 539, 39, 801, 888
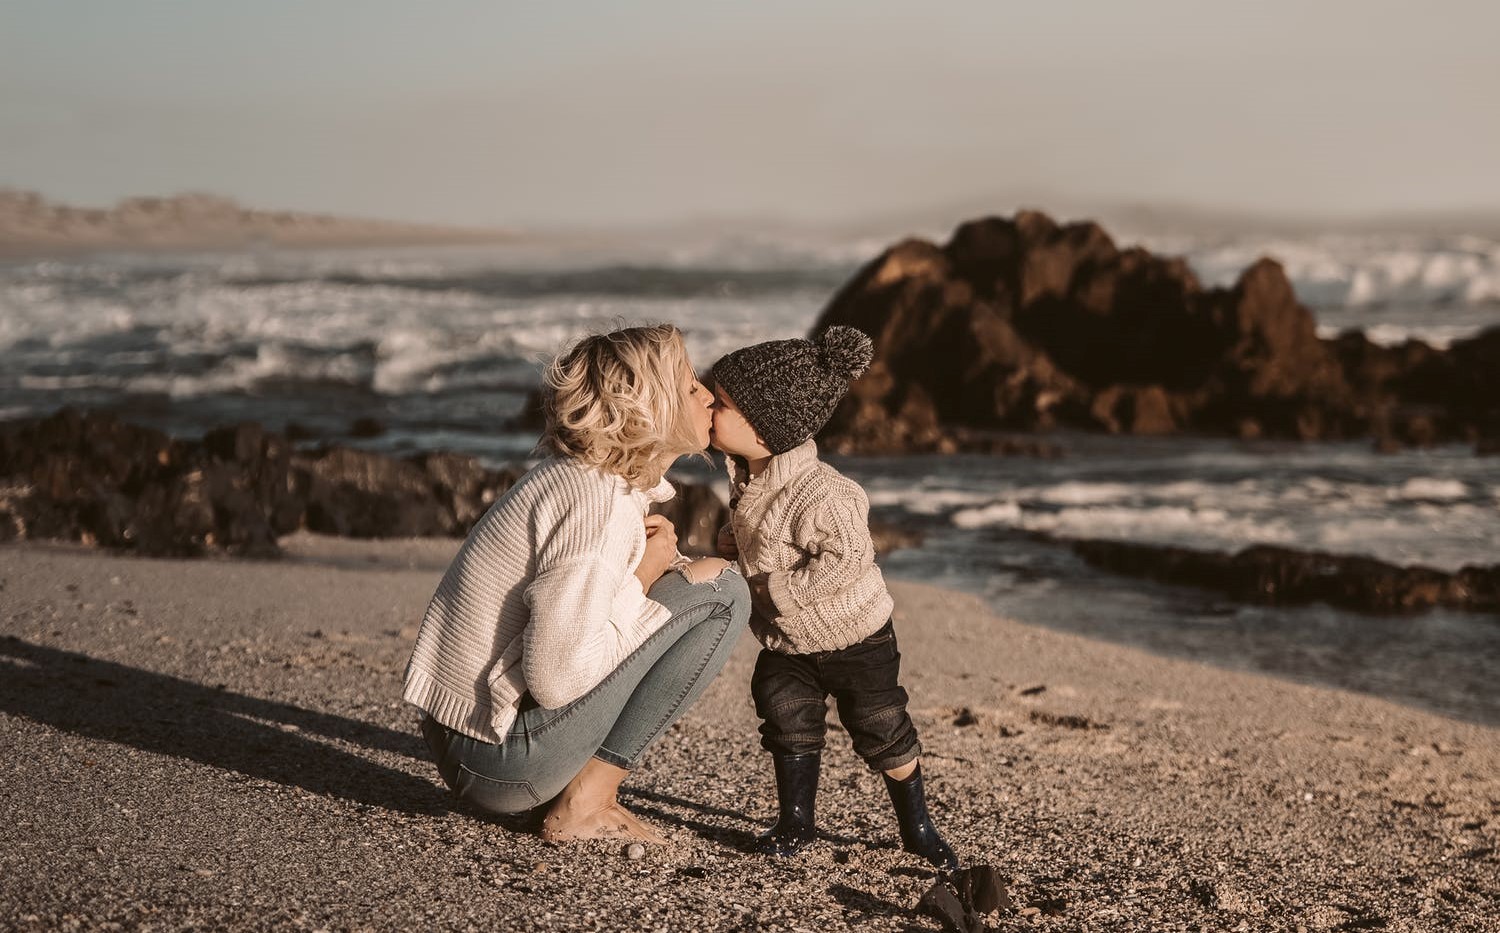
651, 480, 728, 558
0, 409, 927, 563
347, 417, 387, 438
0, 410, 286, 558
0, 410, 524, 557
869, 520, 926, 556
1070, 538, 1500, 616
813, 212, 1499, 451
293, 445, 518, 540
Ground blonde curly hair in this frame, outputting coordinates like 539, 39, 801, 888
540, 324, 703, 489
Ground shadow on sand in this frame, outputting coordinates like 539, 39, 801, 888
0, 636, 447, 817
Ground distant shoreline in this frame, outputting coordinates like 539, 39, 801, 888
0, 189, 521, 260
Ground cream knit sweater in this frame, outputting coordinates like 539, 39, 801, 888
727, 440, 894, 654
402, 457, 675, 742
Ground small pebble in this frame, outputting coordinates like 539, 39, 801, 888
625, 843, 646, 860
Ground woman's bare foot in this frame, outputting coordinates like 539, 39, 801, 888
541, 802, 668, 844
539, 756, 669, 844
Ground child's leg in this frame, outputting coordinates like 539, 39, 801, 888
825, 620, 960, 873
825, 621, 920, 772
880, 761, 959, 873
750, 647, 828, 855
751, 647, 828, 757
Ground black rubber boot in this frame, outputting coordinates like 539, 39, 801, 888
884, 763, 961, 874
752, 753, 820, 856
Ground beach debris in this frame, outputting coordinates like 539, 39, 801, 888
1032, 897, 1068, 916
918, 883, 976, 932
1029, 710, 1109, 731
1017, 684, 1046, 696
917, 864, 1010, 933
624, 843, 646, 861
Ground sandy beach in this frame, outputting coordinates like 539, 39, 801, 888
1, 535, 1495, 932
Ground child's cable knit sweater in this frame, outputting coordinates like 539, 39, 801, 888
727, 440, 894, 654
403, 456, 675, 742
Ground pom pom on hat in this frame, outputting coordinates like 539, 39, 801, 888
817, 326, 874, 381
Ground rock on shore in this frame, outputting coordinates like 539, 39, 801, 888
813, 211, 1499, 453
0, 410, 730, 558
1068, 538, 1500, 616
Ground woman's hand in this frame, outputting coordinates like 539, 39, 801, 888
679, 557, 731, 585
715, 523, 738, 560
634, 514, 679, 591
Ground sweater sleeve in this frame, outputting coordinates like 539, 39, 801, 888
519, 489, 664, 709
764, 488, 875, 619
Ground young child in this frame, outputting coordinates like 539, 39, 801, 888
709, 325, 959, 873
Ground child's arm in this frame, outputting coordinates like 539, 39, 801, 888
762, 493, 874, 618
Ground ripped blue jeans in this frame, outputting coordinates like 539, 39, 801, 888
421, 567, 749, 815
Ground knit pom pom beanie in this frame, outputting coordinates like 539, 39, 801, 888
709, 325, 874, 454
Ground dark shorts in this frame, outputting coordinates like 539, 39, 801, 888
750, 619, 920, 772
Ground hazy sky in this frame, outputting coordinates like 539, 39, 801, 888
3, 1, 1497, 228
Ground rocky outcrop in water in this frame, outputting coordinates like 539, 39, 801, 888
1070, 538, 1500, 616
812, 212, 1500, 453
0, 410, 738, 559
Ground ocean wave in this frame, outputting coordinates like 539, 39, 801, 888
220, 264, 847, 302
865, 486, 997, 514
858, 462, 1497, 572
0, 262, 818, 388
1392, 477, 1471, 501
1139, 231, 1500, 310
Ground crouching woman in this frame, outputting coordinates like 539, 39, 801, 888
403, 324, 748, 843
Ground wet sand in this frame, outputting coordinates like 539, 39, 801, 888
2, 535, 1495, 931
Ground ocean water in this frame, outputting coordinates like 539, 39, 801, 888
2, 228, 1497, 721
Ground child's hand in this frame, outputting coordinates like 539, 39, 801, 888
679, 557, 732, 585
739, 573, 776, 622
715, 523, 739, 560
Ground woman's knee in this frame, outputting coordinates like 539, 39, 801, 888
717, 568, 752, 623
650, 565, 751, 627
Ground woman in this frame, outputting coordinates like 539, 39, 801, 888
403, 324, 750, 843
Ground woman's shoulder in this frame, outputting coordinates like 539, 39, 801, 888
522, 457, 647, 529
518, 456, 627, 499
476, 457, 615, 526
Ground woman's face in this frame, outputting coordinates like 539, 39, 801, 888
685, 370, 714, 450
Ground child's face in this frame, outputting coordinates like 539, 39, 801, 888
710, 388, 773, 459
